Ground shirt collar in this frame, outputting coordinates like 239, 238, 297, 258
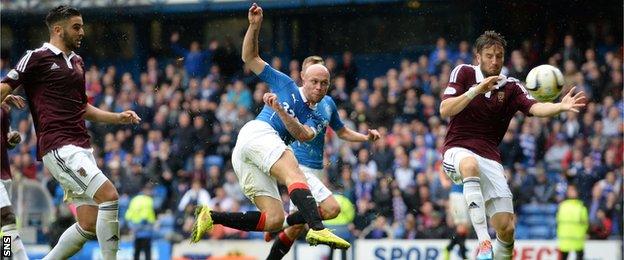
473, 65, 507, 89
298, 87, 317, 110
43, 42, 76, 59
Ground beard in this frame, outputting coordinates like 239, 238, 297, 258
61, 31, 79, 51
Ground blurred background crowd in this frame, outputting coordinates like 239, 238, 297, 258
0, 0, 621, 247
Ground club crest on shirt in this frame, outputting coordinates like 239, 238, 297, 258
78, 167, 87, 177
498, 91, 505, 102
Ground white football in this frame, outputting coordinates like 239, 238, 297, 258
525, 64, 564, 102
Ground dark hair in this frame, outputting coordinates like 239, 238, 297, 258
45, 5, 81, 29
474, 30, 507, 54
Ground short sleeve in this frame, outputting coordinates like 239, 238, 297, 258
442, 65, 470, 101
327, 98, 345, 131
1, 51, 37, 90
513, 82, 537, 116
258, 64, 294, 92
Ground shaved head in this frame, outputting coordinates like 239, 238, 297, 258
301, 64, 330, 104
305, 64, 330, 78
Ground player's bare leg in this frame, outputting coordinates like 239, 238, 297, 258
459, 156, 492, 259
43, 205, 97, 259
490, 212, 515, 260
1, 206, 28, 260
93, 180, 120, 260
267, 197, 341, 259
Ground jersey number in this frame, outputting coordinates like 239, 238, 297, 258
282, 102, 295, 117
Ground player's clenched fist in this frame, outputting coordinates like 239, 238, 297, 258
248, 3, 263, 25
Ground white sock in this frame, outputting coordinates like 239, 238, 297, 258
463, 177, 491, 242
97, 200, 120, 260
43, 223, 95, 260
1, 224, 29, 260
494, 236, 514, 260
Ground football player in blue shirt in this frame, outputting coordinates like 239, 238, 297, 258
265, 56, 381, 259
192, 3, 350, 250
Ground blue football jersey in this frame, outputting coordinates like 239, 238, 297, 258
255, 64, 325, 145
292, 96, 345, 170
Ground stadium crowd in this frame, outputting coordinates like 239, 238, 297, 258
1, 30, 622, 243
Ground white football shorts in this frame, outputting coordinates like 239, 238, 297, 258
42, 144, 108, 207
443, 147, 514, 216
231, 120, 287, 203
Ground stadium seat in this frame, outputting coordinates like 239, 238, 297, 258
528, 226, 553, 239
541, 204, 558, 215
515, 224, 530, 239
520, 204, 541, 215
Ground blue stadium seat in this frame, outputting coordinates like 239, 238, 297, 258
528, 226, 552, 239
520, 204, 542, 215
515, 224, 530, 239
541, 204, 558, 215
155, 213, 175, 239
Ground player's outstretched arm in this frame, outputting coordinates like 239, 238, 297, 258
440, 75, 500, 117
85, 103, 141, 124
529, 86, 586, 117
242, 3, 266, 75
263, 93, 316, 141
337, 127, 380, 142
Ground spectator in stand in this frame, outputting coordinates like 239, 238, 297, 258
170, 32, 217, 78
561, 34, 582, 64
177, 179, 211, 213
340, 51, 358, 91
360, 215, 393, 239
507, 50, 529, 80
